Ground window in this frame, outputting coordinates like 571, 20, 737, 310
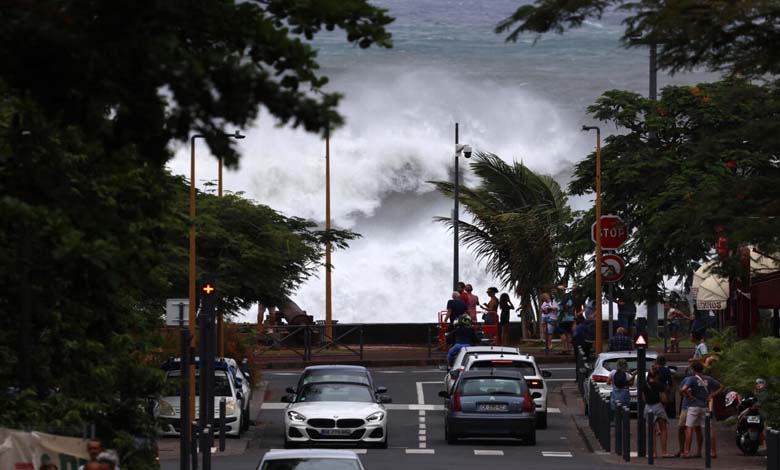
459, 378, 522, 396
261, 458, 361, 470
296, 383, 374, 403
302, 372, 370, 386
165, 370, 233, 397
470, 361, 536, 376
602, 358, 655, 372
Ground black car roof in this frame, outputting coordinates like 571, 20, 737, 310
460, 369, 526, 380
161, 358, 230, 372
303, 365, 368, 372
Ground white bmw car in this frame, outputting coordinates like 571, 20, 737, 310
283, 381, 388, 448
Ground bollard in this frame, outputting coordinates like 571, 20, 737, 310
623, 405, 631, 462
767, 428, 780, 470
219, 399, 226, 452
647, 411, 654, 465
704, 411, 711, 469
602, 394, 611, 453
201, 424, 211, 470
615, 401, 623, 456
191, 422, 199, 470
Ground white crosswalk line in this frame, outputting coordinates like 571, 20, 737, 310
542, 451, 573, 457
474, 450, 504, 456
405, 449, 435, 454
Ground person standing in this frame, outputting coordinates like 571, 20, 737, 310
446, 291, 467, 325
608, 327, 633, 352
457, 281, 470, 306
498, 293, 514, 346
617, 297, 637, 333
465, 284, 479, 317
643, 369, 672, 458
482, 287, 499, 325
78, 440, 103, 470
666, 302, 692, 353
655, 356, 676, 419
607, 358, 634, 411
688, 332, 708, 364
540, 293, 559, 351
680, 362, 723, 458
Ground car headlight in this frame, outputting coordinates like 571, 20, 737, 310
366, 411, 385, 422
158, 400, 175, 417
226, 400, 237, 416
287, 411, 307, 422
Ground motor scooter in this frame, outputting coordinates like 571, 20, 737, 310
725, 388, 765, 455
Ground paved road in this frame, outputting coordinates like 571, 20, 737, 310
161, 364, 609, 469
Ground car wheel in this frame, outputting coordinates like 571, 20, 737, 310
524, 430, 536, 446
536, 411, 547, 429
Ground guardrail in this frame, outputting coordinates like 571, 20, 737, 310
768, 428, 780, 470
254, 324, 364, 362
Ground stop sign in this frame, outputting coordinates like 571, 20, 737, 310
591, 215, 628, 250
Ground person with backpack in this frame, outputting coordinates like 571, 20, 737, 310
446, 314, 479, 367
607, 358, 635, 411
680, 362, 723, 459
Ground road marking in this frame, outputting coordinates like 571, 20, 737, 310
418, 430, 426, 435
419, 416, 425, 423
376, 370, 405, 374
474, 450, 504, 456
542, 451, 573, 458
416, 382, 425, 405
419, 423, 426, 430
547, 407, 561, 413
405, 449, 435, 454
630, 451, 638, 458
350, 449, 367, 454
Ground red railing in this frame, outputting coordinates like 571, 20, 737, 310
437, 310, 498, 350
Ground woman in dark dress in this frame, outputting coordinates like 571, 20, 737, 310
498, 293, 514, 346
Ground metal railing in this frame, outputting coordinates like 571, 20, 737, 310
768, 428, 780, 470
254, 324, 365, 363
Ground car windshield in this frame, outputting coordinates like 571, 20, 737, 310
602, 358, 656, 372
459, 378, 522, 396
462, 351, 518, 366
302, 372, 369, 386
296, 383, 374, 403
261, 458, 361, 470
166, 370, 232, 397
470, 361, 536, 376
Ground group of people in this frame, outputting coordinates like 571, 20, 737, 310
40, 439, 120, 470
445, 281, 515, 346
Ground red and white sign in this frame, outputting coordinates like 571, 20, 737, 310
635, 334, 648, 347
601, 253, 626, 283
592, 215, 629, 250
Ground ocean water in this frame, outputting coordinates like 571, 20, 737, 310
168, 0, 714, 323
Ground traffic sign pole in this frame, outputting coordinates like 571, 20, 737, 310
594, 129, 603, 355
636, 334, 648, 458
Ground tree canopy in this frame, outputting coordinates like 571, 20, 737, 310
496, 0, 780, 77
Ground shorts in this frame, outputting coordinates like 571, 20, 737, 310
678, 408, 687, 427
610, 388, 630, 411
686, 406, 707, 427
644, 402, 668, 422
546, 322, 556, 335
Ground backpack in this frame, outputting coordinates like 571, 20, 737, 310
613, 370, 629, 388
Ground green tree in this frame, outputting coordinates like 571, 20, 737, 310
568, 79, 780, 296
431, 152, 578, 331
496, 0, 780, 77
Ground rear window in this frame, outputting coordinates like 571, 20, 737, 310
459, 378, 523, 396
470, 360, 536, 376
261, 458, 361, 470
602, 358, 655, 372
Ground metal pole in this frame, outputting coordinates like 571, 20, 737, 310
647, 411, 654, 465
649, 42, 658, 102
180, 304, 191, 470
637, 344, 647, 457
191, 422, 199, 470
582, 126, 604, 354
623, 405, 631, 462
218, 399, 226, 452
188, 135, 202, 425
325, 129, 333, 345
663, 306, 668, 353
359, 326, 364, 360
453, 122, 459, 291
198, 307, 208, 430
217, 157, 224, 359
608, 283, 614, 339
704, 412, 711, 468
201, 425, 211, 470
615, 401, 623, 456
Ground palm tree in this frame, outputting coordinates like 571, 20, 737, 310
431, 152, 573, 338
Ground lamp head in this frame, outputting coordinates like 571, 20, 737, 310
229, 130, 246, 139
581, 125, 598, 132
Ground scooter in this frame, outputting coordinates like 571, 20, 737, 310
725, 389, 765, 455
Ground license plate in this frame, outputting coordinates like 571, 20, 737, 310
746, 415, 761, 424
477, 403, 508, 412
320, 429, 352, 436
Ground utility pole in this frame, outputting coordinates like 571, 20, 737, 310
453, 123, 459, 291
582, 126, 604, 354
325, 129, 333, 344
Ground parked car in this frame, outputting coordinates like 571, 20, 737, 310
443, 346, 521, 394
585, 350, 658, 411
438, 369, 536, 445
282, 366, 391, 448
257, 449, 365, 470
223, 357, 252, 430
158, 361, 245, 437
462, 352, 552, 429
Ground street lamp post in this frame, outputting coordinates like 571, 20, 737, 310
217, 130, 245, 359
452, 122, 472, 290
325, 129, 333, 345
582, 125, 604, 354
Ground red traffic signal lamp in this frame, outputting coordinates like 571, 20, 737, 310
635, 334, 648, 348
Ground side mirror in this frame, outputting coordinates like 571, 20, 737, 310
450, 370, 461, 379
532, 392, 542, 399
541, 370, 552, 378
236, 391, 244, 401
281, 395, 290, 403
438, 391, 449, 399
377, 395, 392, 404
285, 387, 296, 394
375, 386, 388, 394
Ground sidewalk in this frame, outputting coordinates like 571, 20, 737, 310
251, 344, 697, 369
561, 383, 769, 469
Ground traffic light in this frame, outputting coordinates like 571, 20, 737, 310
200, 274, 216, 318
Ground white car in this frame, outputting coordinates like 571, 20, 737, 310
586, 351, 657, 411
444, 346, 522, 393
283, 380, 388, 448
223, 357, 252, 430
257, 449, 365, 470
158, 364, 244, 437
462, 352, 552, 429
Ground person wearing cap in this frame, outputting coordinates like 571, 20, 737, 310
446, 314, 479, 366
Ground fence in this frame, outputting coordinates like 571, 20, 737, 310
255, 324, 365, 362
768, 428, 780, 470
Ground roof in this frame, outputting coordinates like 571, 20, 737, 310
262, 449, 360, 461
597, 351, 658, 359
468, 353, 533, 362
460, 369, 525, 379
303, 365, 368, 372
462, 346, 520, 354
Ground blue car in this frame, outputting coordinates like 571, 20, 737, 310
439, 369, 536, 445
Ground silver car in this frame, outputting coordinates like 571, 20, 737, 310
257, 449, 364, 470
586, 351, 657, 410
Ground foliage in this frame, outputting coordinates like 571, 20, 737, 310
567, 79, 780, 299
0, 0, 393, 167
496, 0, 780, 77
711, 335, 780, 428
431, 152, 579, 306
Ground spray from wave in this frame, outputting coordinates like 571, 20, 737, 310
169, 65, 593, 323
